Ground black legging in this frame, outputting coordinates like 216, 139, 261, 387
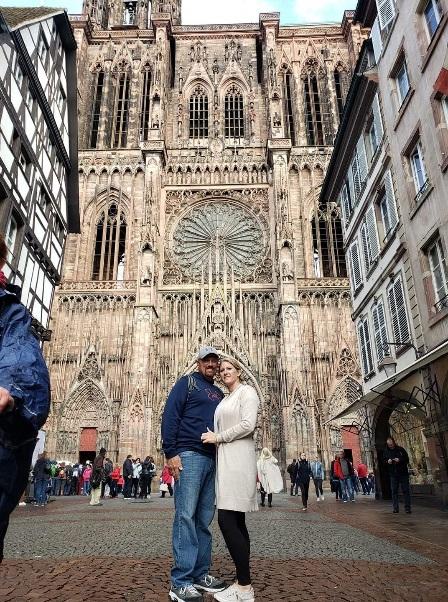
260, 486, 272, 507
299, 480, 310, 508
218, 509, 251, 586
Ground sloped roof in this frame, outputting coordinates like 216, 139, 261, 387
0, 6, 63, 31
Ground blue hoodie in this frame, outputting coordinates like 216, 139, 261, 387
161, 372, 224, 459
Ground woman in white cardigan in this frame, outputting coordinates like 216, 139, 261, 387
201, 357, 259, 602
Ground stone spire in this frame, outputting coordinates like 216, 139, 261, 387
150, 0, 182, 26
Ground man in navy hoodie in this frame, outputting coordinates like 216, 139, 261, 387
162, 347, 227, 602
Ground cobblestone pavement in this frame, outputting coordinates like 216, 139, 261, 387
2, 492, 448, 601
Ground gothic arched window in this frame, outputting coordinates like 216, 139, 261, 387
89, 69, 104, 149
224, 85, 244, 141
311, 204, 347, 278
302, 59, 333, 146
140, 67, 152, 141
112, 66, 131, 148
92, 203, 127, 281
334, 63, 350, 120
282, 68, 296, 145
189, 85, 209, 139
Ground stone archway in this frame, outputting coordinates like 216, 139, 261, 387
373, 390, 428, 499
56, 378, 113, 462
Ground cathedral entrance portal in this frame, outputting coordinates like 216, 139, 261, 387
79, 427, 98, 464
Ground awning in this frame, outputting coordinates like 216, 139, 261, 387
326, 339, 448, 423
434, 45, 448, 95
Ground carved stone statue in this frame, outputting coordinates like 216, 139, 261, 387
273, 111, 281, 127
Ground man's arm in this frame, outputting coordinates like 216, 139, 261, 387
0, 387, 14, 414
161, 377, 189, 480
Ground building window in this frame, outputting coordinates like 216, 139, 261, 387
37, 32, 49, 66
224, 85, 244, 141
311, 205, 347, 278
13, 60, 24, 90
282, 69, 296, 145
358, 317, 374, 377
339, 180, 353, 227
189, 85, 209, 140
89, 70, 105, 149
387, 277, 411, 350
378, 170, 398, 242
378, 0, 396, 35
428, 237, 448, 308
140, 68, 152, 141
372, 299, 390, 362
301, 58, 333, 146
348, 240, 363, 293
334, 64, 349, 120
409, 140, 428, 196
423, 0, 442, 40
442, 95, 448, 124
113, 69, 131, 148
92, 204, 127, 281
395, 59, 410, 107
123, 1, 137, 25
5, 213, 18, 264
360, 205, 380, 272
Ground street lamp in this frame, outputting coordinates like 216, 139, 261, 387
380, 356, 397, 378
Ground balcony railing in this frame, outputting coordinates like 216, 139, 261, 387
58, 280, 137, 292
434, 293, 448, 313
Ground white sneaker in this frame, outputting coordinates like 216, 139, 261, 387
214, 585, 238, 602
321, 495, 324, 501
18, 502, 27, 506
317, 497, 320, 502
236, 586, 255, 601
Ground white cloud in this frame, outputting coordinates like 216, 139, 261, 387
293, 0, 356, 23
182, 0, 277, 25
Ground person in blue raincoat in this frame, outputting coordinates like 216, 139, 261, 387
0, 234, 50, 562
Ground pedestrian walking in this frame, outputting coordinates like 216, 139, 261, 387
90, 447, 106, 506
0, 234, 51, 563
33, 452, 50, 506
132, 457, 142, 498
83, 464, 92, 495
122, 454, 133, 499
140, 456, 153, 499
333, 451, 355, 502
162, 346, 226, 602
160, 465, 174, 497
384, 437, 411, 514
357, 462, 369, 495
257, 448, 283, 508
101, 457, 113, 498
310, 456, 325, 501
286, 459, 297, 496
330, 455, 342, 501
110, 464, 121, 498
293, 452, 312, 511
201, 356, 259, 602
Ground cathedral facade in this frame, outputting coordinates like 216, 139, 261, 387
44, 0, 368, 470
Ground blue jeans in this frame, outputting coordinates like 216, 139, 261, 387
171, 451, 216, 588
340, 477, 354, 501
390, 474, 411, 512
83, 481, 91, 495
35, 478, 49, 505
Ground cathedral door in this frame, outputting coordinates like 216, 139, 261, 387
79, 427, 98, 463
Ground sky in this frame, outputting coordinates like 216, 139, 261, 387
0, 0, 356, 24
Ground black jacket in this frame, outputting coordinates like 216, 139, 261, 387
123, 458, 133, 478
294, 459, 312, 484
33, 458, 50, 480
287, 462, 297, 480
141, 460, 155, 477
384, 445, 409, 477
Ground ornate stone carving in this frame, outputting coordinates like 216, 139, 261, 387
172, 201, 266, 279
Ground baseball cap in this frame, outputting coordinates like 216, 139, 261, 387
197, 346, 220, 360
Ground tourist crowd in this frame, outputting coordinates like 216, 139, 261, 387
29, 453, 174, 506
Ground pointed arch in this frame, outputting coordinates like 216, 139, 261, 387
311, 203, 347, 278
140, 65, 152, 141
327, 376, 362, 422
301, 57, 333, 146
224, 84, 245, 141
281, 65, 296, 145
189, 83, 209, 140
92, 202, 127, 281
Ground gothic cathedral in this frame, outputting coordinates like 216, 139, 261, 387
45, 1, 367, 469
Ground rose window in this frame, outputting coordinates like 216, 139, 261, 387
172, 201, 266, 278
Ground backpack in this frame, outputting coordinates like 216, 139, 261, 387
287, 462, 295, 476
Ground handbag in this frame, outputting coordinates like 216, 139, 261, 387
160, 483, 169, 492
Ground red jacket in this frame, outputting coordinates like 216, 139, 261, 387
111, 468, 121, 481
357, 463, 368, 478
161, 466, 172, 484
333, 458, 353, 479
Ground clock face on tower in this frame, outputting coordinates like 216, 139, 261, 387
172, 200, 266, 279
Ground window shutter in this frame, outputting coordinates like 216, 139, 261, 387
360, 222, 370, 271
372, 301, 388, 362
366, 205, 380, 261
340, 185, 350, 227
377, 0, 395, 31
371, 17, 383, 63
349, 241, 363, 291
348, 163, 356, 204
372, 93, 383, 140
388, 277, 411, 347
351, 155, 361, 200
357, 137, 368, 184
384, 170, 398, 231
358, 318, 374, 376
